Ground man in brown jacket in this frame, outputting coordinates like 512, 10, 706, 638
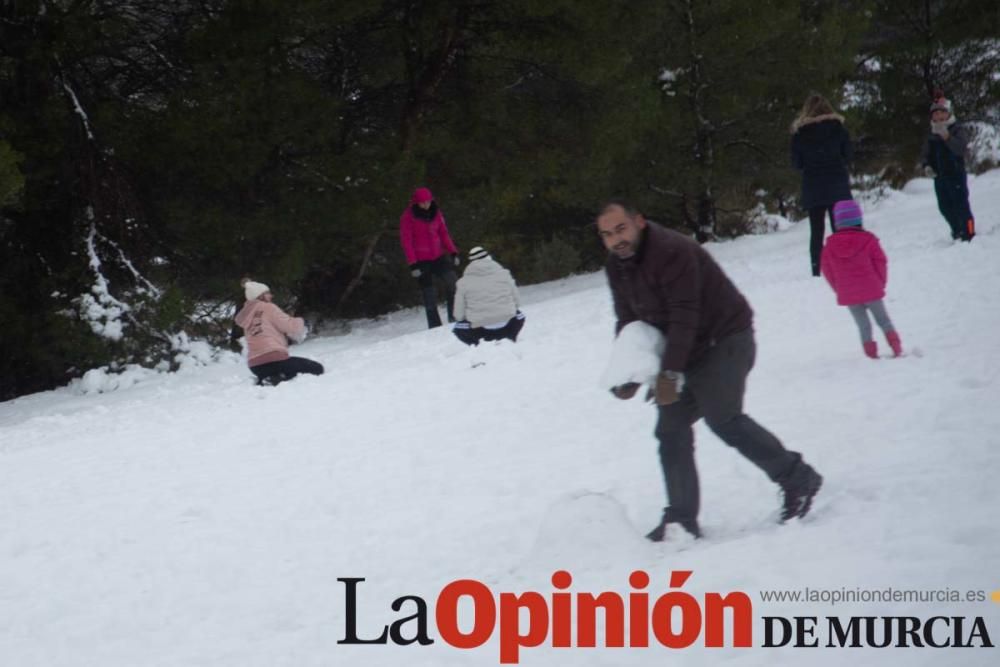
598, 200, 822, 540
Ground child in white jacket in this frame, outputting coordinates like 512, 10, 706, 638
452, 247, 525, 345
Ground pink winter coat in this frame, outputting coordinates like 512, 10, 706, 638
820, 228, 888, 306
399, 197, 458, 265
234, 299, 306, 367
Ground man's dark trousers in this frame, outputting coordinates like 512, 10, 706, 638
654, 327, 804, 522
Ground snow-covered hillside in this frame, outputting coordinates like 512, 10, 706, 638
2, 173, 999, 666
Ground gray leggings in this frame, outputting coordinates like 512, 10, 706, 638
847, 299, 895, 342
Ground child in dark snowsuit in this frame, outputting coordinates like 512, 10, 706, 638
920, 94, 976, 242
820, 200, 902, 359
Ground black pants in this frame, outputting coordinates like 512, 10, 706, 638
653, 328, 804, 523
415, 256, 458, 328
251, 357, 324, 386
934, 176, 975, 241
808, 206, 835, 275
452, 312, 525, 346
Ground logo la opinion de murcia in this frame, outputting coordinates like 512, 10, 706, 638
338, 571, 996, 663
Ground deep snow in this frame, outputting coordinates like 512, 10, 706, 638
2, 173, 999, 666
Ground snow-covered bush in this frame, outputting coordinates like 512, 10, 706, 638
967, 121, 1000, 172
66, 218, 224, 390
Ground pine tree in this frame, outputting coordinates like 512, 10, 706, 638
617, 0, 863, 238
850, 0, 1000, 174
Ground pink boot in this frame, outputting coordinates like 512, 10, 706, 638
863, 340, 878, 359
886, 330, 902, 357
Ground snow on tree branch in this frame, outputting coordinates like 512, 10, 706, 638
95, 230, 163, 298
61, 80, 96, 142
80, 218, 130, 340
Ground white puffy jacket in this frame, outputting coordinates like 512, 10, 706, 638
454, 257, 521, 328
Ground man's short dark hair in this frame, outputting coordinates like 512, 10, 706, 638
598, 198, 642, 219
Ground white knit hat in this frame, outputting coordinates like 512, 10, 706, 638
468, 246, 490, 261
244, 280, 270, 301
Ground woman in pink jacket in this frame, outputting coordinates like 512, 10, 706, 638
234, 281, 324, 385
399, 187, 460, 328
820, 200, 903, 359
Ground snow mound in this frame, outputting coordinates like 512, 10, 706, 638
901, 177, 936, 195
70, 365, 159, 395
519, 492, 649, 573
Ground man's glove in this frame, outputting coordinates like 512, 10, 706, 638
610, 382, 641, 400
452, 253, 461, 267
654, 371, 685, 406
923, 165, 936, 178
410, 264, 422, 278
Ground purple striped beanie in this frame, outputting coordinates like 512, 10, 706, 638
833, 200, 863, 229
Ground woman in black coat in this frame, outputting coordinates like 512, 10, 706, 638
791, 94, 853, 276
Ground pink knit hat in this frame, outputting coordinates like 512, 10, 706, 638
411, 187, 434, 204
833, 200, 863, 229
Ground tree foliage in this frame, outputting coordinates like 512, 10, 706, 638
1, 0, 997, 399
848, 0, 1000, 177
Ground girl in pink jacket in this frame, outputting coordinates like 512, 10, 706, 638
234, 281, 324, 385
820, 200, 903, 359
